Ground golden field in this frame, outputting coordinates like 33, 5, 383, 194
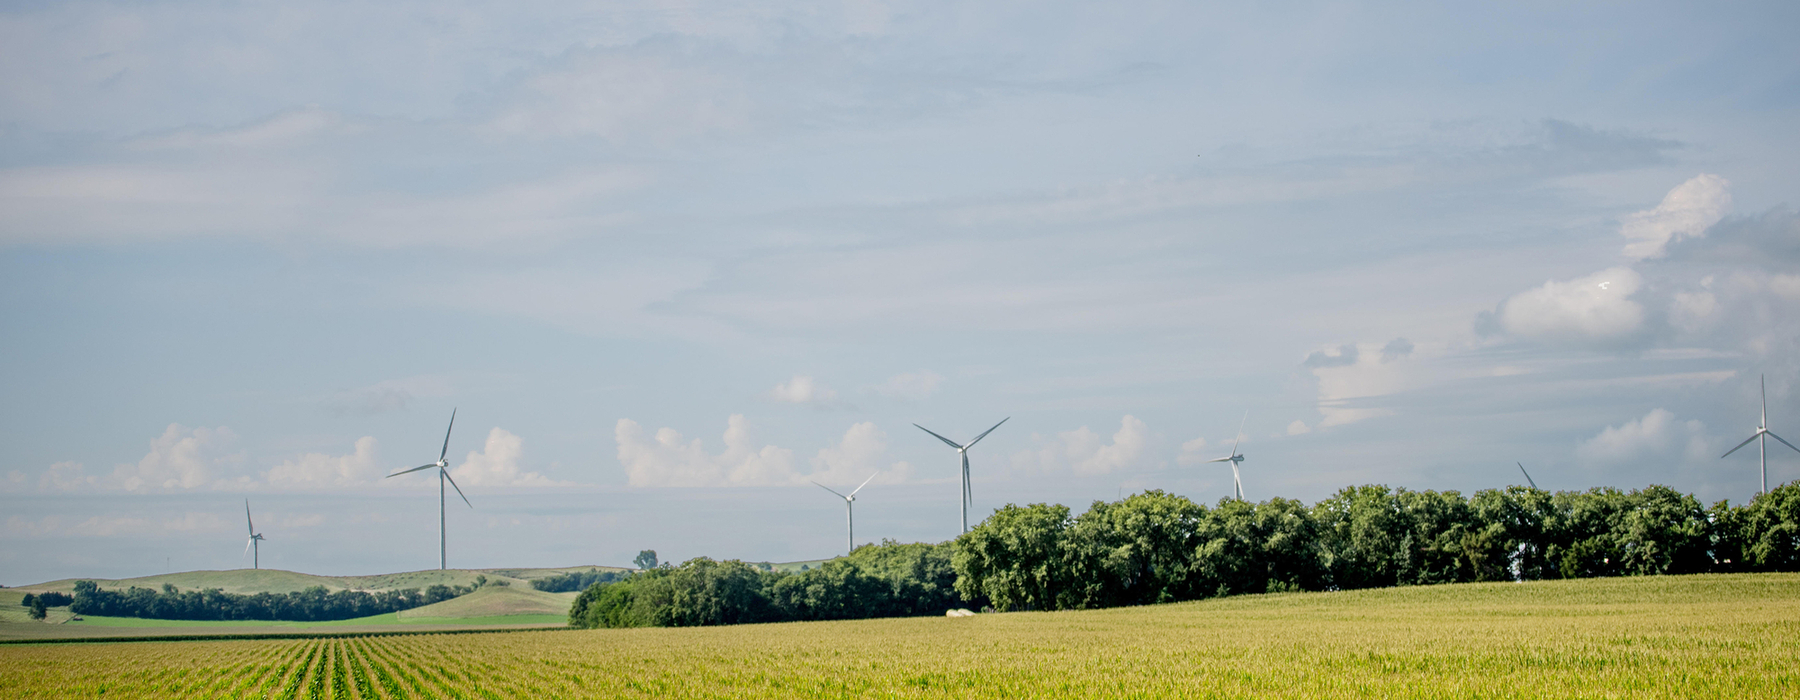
2, 573, 1796, 699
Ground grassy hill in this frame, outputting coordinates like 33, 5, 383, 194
0, 564, 628, 639
395, 584, 577, 620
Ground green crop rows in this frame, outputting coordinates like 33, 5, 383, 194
3, 573, 1797, 698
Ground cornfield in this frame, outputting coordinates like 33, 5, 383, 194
4, 573, 1797, 698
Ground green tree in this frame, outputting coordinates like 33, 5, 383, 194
1551, 487, 1631, 578
1723, 482, 1800, 571
1314, 485, 1405, 589
1063, 490, 1205, 608
844, 540, 964, 614
1468, 486, 1557, 580
1255, 497, 1328, 591
952, 503, 1072, 611
768, 560, 893, 620
1616, 485, 1711, 575
1393, 489, 1479, 585
634, 550, 659, 570
28, 597, 47, 620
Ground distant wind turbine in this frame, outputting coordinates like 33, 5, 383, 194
1721, 375, 1800, 495
1207, 411, 1249, 501
1517, 462, 1538, 490
243, 499, 265, 570
386, 409, 471, 570
915, 418, 1009, 534
813, 473, 878, 555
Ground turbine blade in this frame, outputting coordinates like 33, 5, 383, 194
1232, 410, 1248, 456
245, 499, 254, 536
848, 472, 878, 498
1721, 433, 1761, 458
965, 417, 1010, 449
963, 452, 971, 506
913, 424, 963, 450
440, 408, 457, 462
244, 537, 253, 557
387, 463, 440, 478
1766, 431, 1800, 455
442, 468, 472, 508
812, 481, 848, 499
1517, 462, 1537, 490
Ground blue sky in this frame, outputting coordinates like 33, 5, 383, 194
3, 0, 1798, 584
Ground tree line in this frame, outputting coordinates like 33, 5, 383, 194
569, 540, 960, 628
67, 580, 477, 621
530, 568, 630, 593
571, 480, 1800, 626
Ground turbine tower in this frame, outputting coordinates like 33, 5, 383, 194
915, 418, 1009, 534
387, 409, 472, 569
813, 473, 878, 555
243, 499, 265, 570
1721, 375, 1800, 495
1516, 462, 1538, 490
1207, 411, 1249, 501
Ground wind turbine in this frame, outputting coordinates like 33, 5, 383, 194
1721, 375, 1800, 495
386, 409, 471, 570
915, 418, 1009, 534
243, 500, 265, 570
1516, 462, 1538, 490
1207, 411, 1249, 501
813, 473, 878, 555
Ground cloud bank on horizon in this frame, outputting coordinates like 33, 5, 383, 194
1, 0, 1797, 582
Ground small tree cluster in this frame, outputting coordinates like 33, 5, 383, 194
568, 540, 963, 628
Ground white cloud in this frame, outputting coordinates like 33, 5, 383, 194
1491, 267, 1645, 346
1176, 437, 1211, 466
770, 375, 840, 406
265, 437, 384, 489
37, 461, 99, 491
451, 427, 560, 487
810, 422, 914, 485
871, 370, 944, 400
616, 414, 798, 487
1011, 415, 1151, 476
1576, 408, 1712, 467
1307, 342, 1414, 427
1620, 174, 1731, 260
1286, 420, 1312, 436
110, 424, 243, 492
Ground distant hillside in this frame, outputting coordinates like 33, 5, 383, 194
16, 565, 630, 596
396, 585, 577, 620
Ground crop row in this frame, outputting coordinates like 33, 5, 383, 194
1, 574, 1797, 699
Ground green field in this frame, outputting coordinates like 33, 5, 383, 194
0, 566, 600, 640
2, 573, 1797, 698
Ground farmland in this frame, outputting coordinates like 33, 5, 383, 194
4, 573, 1798, 698
0, 568, 602, 640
